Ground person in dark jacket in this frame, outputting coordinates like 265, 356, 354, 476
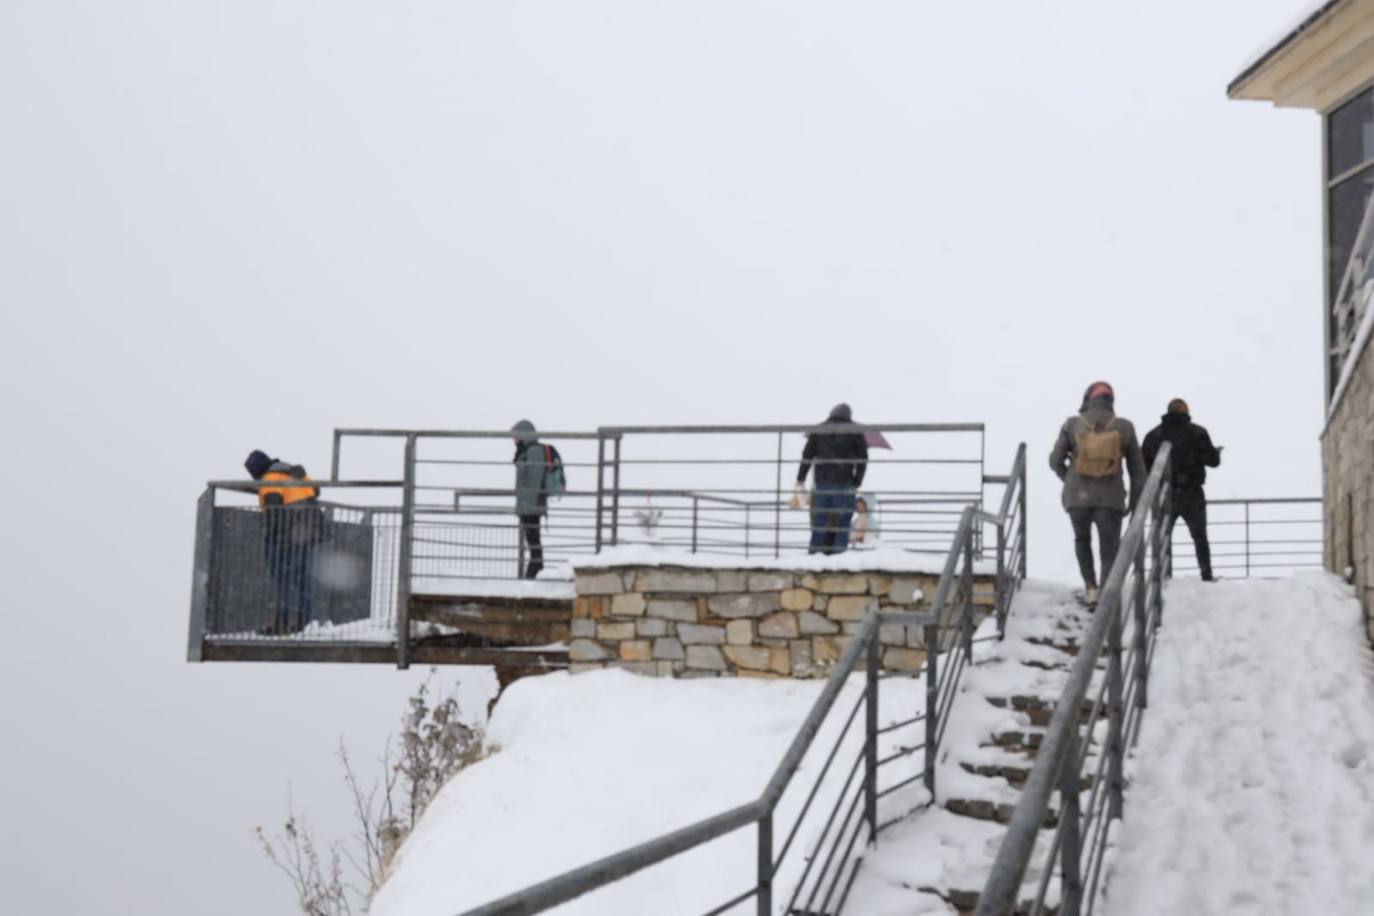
1049, 383, 1146, 606
245, 449, 321, 634
793, 403, 869, 555
1142, 399, 1222, 581
511, 420, 548, 579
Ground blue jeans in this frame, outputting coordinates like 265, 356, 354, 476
809, 486, 856, 555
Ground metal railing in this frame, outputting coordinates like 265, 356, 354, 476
1169, 496, 1322, 579
974, 443, 1174, 916
1329, 181, 1374, 407
455, 444, 1027, 916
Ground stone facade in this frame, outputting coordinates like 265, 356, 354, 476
569, 565, 996, 678
1322, 335, 1374, 647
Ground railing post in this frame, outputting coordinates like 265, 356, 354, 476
775, 430, 783, 559
1059, 732, 1084, 916
995, 521, 1007, 638
961, 533, 975, 657
691, 497, 699, 554
1133, 537, 1148, 715
611, 436, 622, 547
517, 522, 528, 579
1018, 464, 1028, 578
757, 813, 773, 916
1244, 501, 1251, 578
924, 620, 939, 795
396, 433, 417, 670
187, 487, 215, 662
330, 429, 343, 480
595, 434, 606, 554
1107, 580, 1125, 820
865, 633, 880, 840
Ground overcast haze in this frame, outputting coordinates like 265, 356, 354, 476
2, 2, 1322, 913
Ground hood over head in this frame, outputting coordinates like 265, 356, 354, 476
1080, 381, 1115, 411
510, 419, 538, 444
827, 402, 853, 423
244, 449, 273, 479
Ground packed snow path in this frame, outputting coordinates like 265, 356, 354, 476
1103, 575, 1374, 916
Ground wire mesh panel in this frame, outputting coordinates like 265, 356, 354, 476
207, 505, 375, 635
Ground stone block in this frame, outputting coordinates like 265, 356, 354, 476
636, 617, 669, 637
569, 663, 603, 674
816, 574, 870, 594
759, 611, 800, 639
767, 645, 791, 675
641, 569, 717, 593
708, 593, 780, 619
648, 599, 699, 622
869, 575, 893, 597
686, 645, 727, 671
889, 578, 926, 604
883, 647, 927, 672
779, 587, 814, 611
656, 661, 679, 677
797, 611, 840, 635
723, 645, 771, 670
619, 640, 652, 662
843, 622, 864, 634
570, 618, 597, 638
812, 635, 850, 664
726, 619, 754, 645
611, 593, 647, 617
576, 572, 624, 596
652, 637, 685, 661
573, 597, 593, 618
790, 640, 820, 678
716, 570, 747, 592
879, 622, 908, 646
678, 623, 727, 645
614, 661, 658, 676
597, 621, 636, 641
827, 595, 877, 622
749, 572, 792, 592
568, 639, 610, 662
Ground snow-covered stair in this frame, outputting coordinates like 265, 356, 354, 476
847, 580, 1099, 914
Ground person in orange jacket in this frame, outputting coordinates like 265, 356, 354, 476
245, 450, 321, 634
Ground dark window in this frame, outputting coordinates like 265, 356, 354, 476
1328, 165, 1374, 301
1328, 86, 1374, 178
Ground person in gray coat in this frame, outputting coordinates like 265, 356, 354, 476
1049, 381, 1146, 605
511, 419, 548, 579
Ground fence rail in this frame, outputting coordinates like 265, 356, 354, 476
1168, 496, 1321, 579
455, 443, 1027, 916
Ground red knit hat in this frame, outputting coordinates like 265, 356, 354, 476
1086, 381, 1114, 402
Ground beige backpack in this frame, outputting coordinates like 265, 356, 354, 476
1073, 417, 1122, 478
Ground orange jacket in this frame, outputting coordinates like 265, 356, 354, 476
258, 469, 319, 508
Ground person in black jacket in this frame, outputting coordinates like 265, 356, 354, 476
1142, 399, 1222, 581
792, 403, 869, 555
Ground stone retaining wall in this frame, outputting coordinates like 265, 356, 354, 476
1323, 333, 1374, 647
568, 565, 995, 678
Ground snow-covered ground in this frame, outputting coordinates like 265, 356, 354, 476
1103, 574, 1374, 916
371, 668, 928, 916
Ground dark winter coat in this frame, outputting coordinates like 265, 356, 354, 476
797, 405, 869, 490
1049, 396, 1146, 513
512, 420, 548, 517
1142, 413, 1221, 492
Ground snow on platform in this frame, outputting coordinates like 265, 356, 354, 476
575, 544, 992, 577
1102, 574, 1374, 916
410, 576, 576, 601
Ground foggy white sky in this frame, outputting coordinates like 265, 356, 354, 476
1, 2, 1323, 913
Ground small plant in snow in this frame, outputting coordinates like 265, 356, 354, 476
257, 673, 486, 915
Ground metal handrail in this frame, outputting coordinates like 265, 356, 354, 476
975, 443, 1173, 916
457, 444, 1028, 916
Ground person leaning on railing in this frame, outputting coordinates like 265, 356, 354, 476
1143, 398, 1222, 582
791, 403, 869, 555
244, 449, 322, 634
1049, 382, 1145, 607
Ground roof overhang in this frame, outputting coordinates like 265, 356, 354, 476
1228, 0, 1374, 111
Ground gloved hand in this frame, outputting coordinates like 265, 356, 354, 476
788, 483, 806, 510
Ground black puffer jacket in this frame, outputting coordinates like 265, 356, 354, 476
797, 404, 869, 489
1142, 413, 1221, 491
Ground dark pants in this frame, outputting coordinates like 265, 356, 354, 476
263, 508, 319, 632
810, 486, 856, 555
1168, 487, 1213, 581
519, 514, 544, 578
1068, 507, 1124, 589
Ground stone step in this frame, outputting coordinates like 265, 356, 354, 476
944, 797, 1058, 828
986, 695, 1107, 725
959, 760, 1096, 791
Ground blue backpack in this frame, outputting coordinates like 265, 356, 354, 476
543, 445, 567, 497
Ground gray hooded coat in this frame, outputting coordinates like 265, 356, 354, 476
1049, 390, 1146, 513
511, 420, 548, 517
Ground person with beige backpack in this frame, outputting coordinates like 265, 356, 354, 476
1049, 381, 1146, 606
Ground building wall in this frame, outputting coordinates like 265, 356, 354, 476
1322, 337, 1374, 645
